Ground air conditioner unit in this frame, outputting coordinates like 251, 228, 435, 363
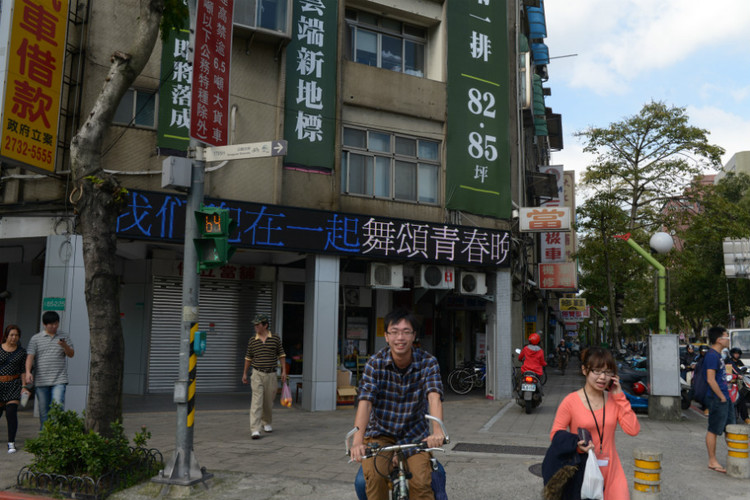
415, 265, 455, 290
458, 272, 487, 295
367, 263, 404, 288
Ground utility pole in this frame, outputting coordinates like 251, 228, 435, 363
153, 0, 211, 486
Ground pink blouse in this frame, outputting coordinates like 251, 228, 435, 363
550, 391, 640, 500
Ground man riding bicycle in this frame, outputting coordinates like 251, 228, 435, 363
350, 308, 445, 500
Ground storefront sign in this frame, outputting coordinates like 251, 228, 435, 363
561, 310, 589, 321
42, 297, 65, 311
283, 0, 337, 172
445, 0, 510, 218
190, 0, 234, 146
539, 165, 565, 262
519, 207, 571, 232
117, 190, 511, 268
559, 297, 586, 311
539, 262, 578, 290
0, 0, 69, 173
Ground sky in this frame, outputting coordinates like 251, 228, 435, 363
543, 0, 750, 184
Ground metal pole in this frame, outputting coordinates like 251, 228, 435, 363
153, 0, 211, 486
621, 237, 667, 335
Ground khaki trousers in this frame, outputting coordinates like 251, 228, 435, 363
362, 435, 434, 500
249, 370, 277, 433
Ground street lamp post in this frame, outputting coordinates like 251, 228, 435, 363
614, 232, 680, 421
613, 233, 672, 334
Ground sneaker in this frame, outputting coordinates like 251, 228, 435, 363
251, 431, 260, 439
7, 442, 16, 454
263, 425, 273, 433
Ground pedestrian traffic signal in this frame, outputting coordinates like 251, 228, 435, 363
193, 205, 236, 272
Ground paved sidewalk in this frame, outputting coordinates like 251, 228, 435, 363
1, 367, 749, 499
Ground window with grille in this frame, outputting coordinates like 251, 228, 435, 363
113, 88, 157, 128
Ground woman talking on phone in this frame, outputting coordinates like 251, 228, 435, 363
550, 347, 640, 500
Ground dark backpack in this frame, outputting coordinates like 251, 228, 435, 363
692, 356, 708, 405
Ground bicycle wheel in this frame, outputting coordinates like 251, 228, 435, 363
449, 368, 473, 394
447, 369, 462, 392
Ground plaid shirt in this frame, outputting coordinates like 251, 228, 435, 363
358, 346, 444, 452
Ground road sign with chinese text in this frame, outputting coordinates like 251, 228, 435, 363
200, 140, 287, 162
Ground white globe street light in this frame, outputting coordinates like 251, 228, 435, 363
650, 232, 674, 254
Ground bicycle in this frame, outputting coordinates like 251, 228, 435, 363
346, 414, 450, 500
447, 361, 486, 395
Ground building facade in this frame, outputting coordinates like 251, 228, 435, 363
0, 0, 566, 411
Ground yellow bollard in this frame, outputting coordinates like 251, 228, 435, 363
632, 448, 661, 500
725, 424, 750, 478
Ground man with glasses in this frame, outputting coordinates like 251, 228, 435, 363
704, 326, 734, 473
349, 308, 444, 500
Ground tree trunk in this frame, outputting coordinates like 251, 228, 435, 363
69, 0, 165, 434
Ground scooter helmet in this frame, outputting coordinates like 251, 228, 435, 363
632, 380, 647, 395
699, 345, 709, 356
730, 347, 743, 357
529, 333, 541, 345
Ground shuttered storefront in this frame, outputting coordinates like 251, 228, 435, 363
148, 276, 273, 393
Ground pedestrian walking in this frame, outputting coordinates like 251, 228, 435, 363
349, 308, 445, 500
703, 326, 735, 473
242, 314, 286, 439
25, 311, 75, 429
550, 347, 640, 500
0, 325, 28, 453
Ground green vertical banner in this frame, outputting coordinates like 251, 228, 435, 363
283, 0, 338, 172
446, 0, 511, 218
157, 26, 191, 155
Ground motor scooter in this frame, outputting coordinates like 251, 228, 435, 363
619, 362, 692, 411
514, 348, 543, 414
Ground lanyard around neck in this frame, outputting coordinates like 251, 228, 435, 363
583, 386, 605, 454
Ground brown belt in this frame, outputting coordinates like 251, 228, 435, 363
0, 374, 20, 382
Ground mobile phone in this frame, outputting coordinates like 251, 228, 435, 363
606, 379, 614, 391
577, 428, 592, 444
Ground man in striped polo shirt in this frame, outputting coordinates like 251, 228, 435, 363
242, 314, 286, 439
25, 311, 75, 429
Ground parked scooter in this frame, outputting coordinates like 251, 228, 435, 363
619, 361, 692, 411
514, 348, 543, 414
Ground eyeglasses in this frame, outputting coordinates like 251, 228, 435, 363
590, 369, 615, 378
386, 330, 415, 337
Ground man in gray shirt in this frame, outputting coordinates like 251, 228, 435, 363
25, 311, 75, 428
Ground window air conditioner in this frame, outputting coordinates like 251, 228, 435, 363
367, 263, 404, 288
458, 272, 487, 295
415, 265, 455, 290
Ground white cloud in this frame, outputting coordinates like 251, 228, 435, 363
545, 0, 750, 94
686, 105, 750, 166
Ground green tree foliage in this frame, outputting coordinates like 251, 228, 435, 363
670, 173, 750, 335
578, 100, 724, 232
576, 101, 724, 340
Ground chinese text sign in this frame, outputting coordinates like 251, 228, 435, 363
0, 0, 69, 173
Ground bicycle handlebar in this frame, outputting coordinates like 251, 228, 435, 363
345, 414, 450, 459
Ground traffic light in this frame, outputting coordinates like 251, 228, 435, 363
193, 205, 236, 272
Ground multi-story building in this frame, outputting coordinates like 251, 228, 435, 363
0, 0, 564, 411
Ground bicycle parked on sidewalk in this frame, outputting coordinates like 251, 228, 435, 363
346, 414, 450, 500
447, 360, 486, 394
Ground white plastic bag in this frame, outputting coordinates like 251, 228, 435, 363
580, 449, 604, 500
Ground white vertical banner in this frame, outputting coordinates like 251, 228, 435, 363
539, 165, 565, 262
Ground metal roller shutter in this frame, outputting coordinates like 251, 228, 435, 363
148, 276, 273, 393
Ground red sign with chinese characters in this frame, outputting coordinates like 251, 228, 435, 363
1, 0, 69, 173
538, 262, 578, 290
190, 0, 234, 146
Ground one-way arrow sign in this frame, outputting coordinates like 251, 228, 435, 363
199, 140, 288, 162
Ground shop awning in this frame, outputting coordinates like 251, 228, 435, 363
533, 74, 548, 136
526, 0, 547, 39
531, 42, 549, 65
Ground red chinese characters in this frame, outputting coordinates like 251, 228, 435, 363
190, 0, 234, 146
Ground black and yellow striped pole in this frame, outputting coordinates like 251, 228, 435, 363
153, 1, 210, 487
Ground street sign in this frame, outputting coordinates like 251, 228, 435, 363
199, 140, 288, 162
